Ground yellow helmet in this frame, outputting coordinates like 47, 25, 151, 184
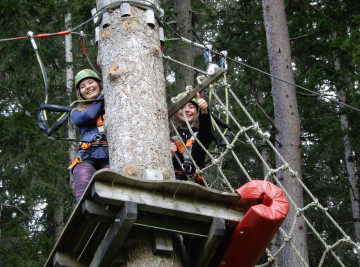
74, 69, 101, 89
171, 92, 198, 109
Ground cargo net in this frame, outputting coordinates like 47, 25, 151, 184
168, 73, 360, 266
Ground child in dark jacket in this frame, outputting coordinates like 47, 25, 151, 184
170, 92, 213, 185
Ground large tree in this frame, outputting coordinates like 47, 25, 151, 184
96, 1, 181, 265
262, 0, 309, 265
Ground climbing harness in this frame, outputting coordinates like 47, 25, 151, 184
171, 133, 203, 183
68, 114, 108, 170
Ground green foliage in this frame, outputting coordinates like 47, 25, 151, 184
1, 0, 360, 265
0, 0, 97, 265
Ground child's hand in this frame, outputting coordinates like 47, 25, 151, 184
170, 142, 178, 157
197, 93, 208, 114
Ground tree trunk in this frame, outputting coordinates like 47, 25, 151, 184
338, 88, 360, 267
96, 2, 180, 265
65, 4, 76, 189
174, 0, 195, 89
262, 0, 309, 266
52, 5, 74, 242
333, 34, 360, 265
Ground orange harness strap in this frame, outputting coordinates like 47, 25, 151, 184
175, 170, 202, 181
68, 156, 82, 170
96, 114, 105, 127
68, 142, 108, 170
174, 139, 194, 154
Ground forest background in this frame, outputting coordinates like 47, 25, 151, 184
0, 0, 360, 266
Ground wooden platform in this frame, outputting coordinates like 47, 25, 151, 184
45, 169, 251, 267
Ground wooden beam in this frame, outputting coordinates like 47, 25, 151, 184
82, 199, 117, 221
135, 210, 210, 237
152, 231, 173, 255
167, 68, 226, 118
90, 202, 137, 267
53, 251, 86, 267
195, 218, 226, 267
92, 181, 243, 222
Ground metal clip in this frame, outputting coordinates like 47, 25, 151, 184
205, 44, 213, 64
182, 160, 194, 174
220, 51, 228, 70
27, 31, 37, 50
92, 134, 103, 142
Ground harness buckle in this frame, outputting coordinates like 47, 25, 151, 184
81, 142, 90, 150
181, 160, 194, 174
92, 133, 104, 142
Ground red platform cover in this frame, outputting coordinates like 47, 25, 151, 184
217, 180, 289, 267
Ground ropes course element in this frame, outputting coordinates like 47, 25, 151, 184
0, 0, 166, 140
164, 21, 360, 113
2, 2, 360, 265
166, 34, 360, 266
27, 31, 102, 141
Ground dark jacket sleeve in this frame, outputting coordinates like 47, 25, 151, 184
71, 94, 104, 127
191, 110, 213, 167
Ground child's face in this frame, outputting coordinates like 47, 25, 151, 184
176, 102, 198, 124
78, 78, 101, 100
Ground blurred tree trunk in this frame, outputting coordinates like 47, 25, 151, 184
333, 30, 360, 266
96, 1, 180, 265
174, 0, 195, 90
262, 0, 309, 266
53, 4, 75, 242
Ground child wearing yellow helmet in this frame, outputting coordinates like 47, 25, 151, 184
69, 69, 109, 203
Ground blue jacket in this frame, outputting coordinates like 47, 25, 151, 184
71, 94, 108, 159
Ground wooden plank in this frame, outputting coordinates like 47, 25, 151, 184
53, 251, 86, 267
135, 210, 210, 237
73, 220, 110, 263
82, 199, 117, 221
90, 202, 137, 267
92, 181, 243, 222
195, 218, 226, 267
167, 68, 226, 118
92, 169, 249, 212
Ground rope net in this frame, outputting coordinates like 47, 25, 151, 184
168, 71, 360, 266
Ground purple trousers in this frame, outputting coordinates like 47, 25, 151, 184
72, 158, 109, 203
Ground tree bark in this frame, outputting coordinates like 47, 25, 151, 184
96, 2, 180, 265
262, 0, 309, 266
97, 3, 173, 180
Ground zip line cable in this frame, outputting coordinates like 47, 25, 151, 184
163, 22, 360, 113
2, 1, 359, 139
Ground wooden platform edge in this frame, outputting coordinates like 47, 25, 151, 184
44, 168, 245, 267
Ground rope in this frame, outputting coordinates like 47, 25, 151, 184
163, 22, 360, 113
162, 54, 207, 75
169, 72, 360, 266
